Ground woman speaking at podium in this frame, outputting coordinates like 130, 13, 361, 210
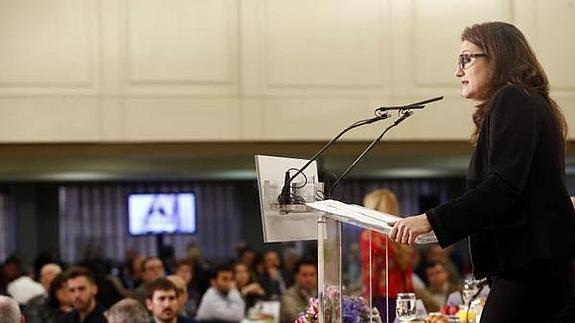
390, 22, 575, 322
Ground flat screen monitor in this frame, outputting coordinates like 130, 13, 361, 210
128, 192, 196, 235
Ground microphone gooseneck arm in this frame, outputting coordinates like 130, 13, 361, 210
328, 96, 444, 197
277, 113, 391, 204
328, 110, 414, 197
278, 95, 443, 204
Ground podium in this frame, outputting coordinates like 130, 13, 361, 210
255, 155, 437, 323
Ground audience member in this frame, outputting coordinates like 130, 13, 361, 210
119, 254, 143, 291
145, 278, 193, 323
174, 259, 201, 313
0, 295, 22, 323
142, 257, 166, 284
280, 248, 299, 288
105, 298, 148, 323
7, 265, 45, 305
40, 264, 63, 291
359, 189, 414, 321
196, 265, 244, 322
417, 245, 461, 285
345, 243, 362, 292
166, 275, 196, 319
258, 250, 285, 301
185, 243, 210, 296
238, 248, 257, 275
133, 257, 166, 305
25, 272, 72, 323
280, 260, 317, 323
174, 261, 192, 287
20, 263, 63, 310
425, 261, 458, 307
58, 267, 106, 323
233, 262, 265, 313
0, 256, 22, 296
78, 252, 122, 309
32, 251, 63, 286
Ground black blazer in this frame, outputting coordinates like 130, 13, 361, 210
426, 85, 575, 277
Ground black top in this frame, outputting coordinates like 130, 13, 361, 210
58, 303, 106, 323
427, 84, 575, 277
24, 295, 68, 323
175, 316, 197, 323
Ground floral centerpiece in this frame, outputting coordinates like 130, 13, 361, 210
296, 287, 374, 323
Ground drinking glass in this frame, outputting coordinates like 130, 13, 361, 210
396, 293, 416, 321
462, 277, 479, 306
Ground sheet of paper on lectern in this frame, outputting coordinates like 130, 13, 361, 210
306, 199, 438, 244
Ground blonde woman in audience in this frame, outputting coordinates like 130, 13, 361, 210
360, 189, 440, 321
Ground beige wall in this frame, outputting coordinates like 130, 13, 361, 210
0, 0, 573, 143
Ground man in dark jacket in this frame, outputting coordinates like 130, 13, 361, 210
58, 267, 106, 323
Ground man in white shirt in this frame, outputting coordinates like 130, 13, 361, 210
196, 265, 244, 322
7, 268, 45, 305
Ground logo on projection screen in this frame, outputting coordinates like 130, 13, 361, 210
128, 193, 196, 235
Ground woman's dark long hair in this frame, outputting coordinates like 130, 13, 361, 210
462, 22, 568, 143
47, 272, 67, 308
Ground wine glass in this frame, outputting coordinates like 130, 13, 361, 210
462, 276, 479, 306
396, 293, 416, 321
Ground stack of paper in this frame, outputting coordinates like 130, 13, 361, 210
306, 199, 437, 244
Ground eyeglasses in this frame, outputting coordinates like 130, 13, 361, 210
458, 53, 487, 70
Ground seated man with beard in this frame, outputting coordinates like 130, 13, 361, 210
58, 267, 106, 323
145, 278, 194, 323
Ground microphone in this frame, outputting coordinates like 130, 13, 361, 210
375, 96, 443, 113
277, 112, 392, 206
329, 96, 444, 197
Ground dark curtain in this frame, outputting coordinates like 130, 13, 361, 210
0, 194, 16, 261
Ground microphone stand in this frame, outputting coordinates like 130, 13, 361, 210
327, 96, 443, 197
277, 112, 392, 205
328, 109, 414, 198
279, 96, 443, 204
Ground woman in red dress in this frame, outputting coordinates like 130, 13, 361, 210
360, 189, 414, 322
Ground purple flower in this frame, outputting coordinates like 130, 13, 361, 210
342, 296, 370, 323
295, 291, 370, 323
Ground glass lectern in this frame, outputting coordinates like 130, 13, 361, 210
255, 155, 436, 323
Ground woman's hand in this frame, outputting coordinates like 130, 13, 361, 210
390, 214, 432, 245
